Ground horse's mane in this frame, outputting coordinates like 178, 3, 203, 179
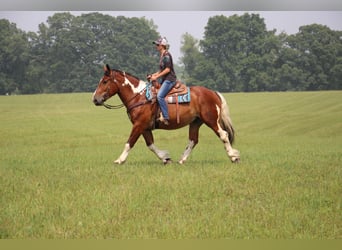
112, 69, 142, 82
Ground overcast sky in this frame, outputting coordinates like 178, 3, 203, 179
1, 11, 341, 62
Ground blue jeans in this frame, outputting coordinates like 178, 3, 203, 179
157, 80, 176, 120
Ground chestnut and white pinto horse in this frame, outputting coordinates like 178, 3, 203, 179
92, 65, 240, 164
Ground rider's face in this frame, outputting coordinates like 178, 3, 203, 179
155, 44, 162, 51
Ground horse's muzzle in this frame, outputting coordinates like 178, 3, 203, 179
92, 94, 104, 106
93, 99, 102, 106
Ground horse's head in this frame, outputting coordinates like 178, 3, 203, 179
92, 64, 120, 106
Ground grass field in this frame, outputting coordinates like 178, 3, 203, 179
0, 91, 341, 239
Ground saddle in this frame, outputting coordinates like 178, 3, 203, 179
152, 80, 188, 96
146, 80, 191, 125
146, 80, 191, 104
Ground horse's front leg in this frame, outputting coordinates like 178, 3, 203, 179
114, 125, 143, 164
179, 119, 202, 164
143, 130, 171, 164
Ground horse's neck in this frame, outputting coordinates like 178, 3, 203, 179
117, 73, 147, 104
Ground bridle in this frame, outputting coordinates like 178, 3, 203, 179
101, 71, 124, 109
102, 70, 149, 111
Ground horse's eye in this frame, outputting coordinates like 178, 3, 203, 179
103, 80, 108, 84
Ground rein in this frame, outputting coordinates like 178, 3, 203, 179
103, 102, 125, 110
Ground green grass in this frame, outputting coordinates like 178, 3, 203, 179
0, 91, 341, 239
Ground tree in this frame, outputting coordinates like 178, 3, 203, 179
180, 14, 341, 92
283, 24, 342, 90
189, 13, 280, 92
179, 33, 205, 85
0, 19, 29, 94
19, 12, 160, 93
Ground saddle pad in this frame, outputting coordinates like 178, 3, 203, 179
146, 84, 191, 104
166, 88, 191, 104
145, 83, 154, 101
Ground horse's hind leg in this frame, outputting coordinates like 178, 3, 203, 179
203, 105, 240, 163
179, 118, 203, 164
143, 130, 171, 164
217, 127, 240, 163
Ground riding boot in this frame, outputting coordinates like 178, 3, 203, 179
157, 112, 169, 125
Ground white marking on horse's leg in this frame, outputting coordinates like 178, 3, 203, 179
218, 128, 240, 162
114, 143, 131, 164
216, 105, 240, 162
148, 144, 170, 162
179, 140, 195, 164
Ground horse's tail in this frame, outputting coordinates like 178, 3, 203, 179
216, 92, 235, 144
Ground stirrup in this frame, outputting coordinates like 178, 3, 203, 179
157, 113, 169, 125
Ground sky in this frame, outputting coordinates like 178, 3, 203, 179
1, 11, 342, 62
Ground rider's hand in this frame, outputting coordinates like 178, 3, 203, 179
150, 74, 158, 82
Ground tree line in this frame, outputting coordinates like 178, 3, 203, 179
181, 14, 342, 92
0, 12, 341, 95
0, 12, 159, 94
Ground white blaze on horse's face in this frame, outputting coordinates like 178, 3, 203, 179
94, 77, 103, 93
122, 73, 146, 94
92, 77, 105, 104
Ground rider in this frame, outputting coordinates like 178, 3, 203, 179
149, 37, 177, 126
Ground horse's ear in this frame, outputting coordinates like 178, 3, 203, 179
103, 64, 111, 72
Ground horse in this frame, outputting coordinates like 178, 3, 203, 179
92, 64, 240, 164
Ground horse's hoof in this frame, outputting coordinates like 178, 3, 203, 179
163, 158, 172, 165
231, 157, 240, 163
